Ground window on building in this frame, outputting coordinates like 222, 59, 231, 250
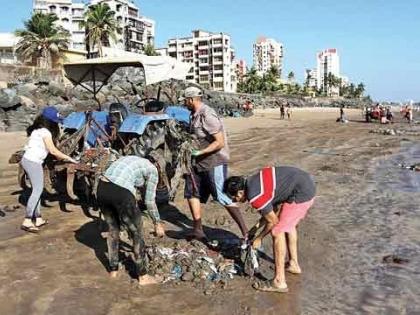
213, 39, 222, 45
169, 52, 176, 58
213, 47, 223, 53
199, 58, 208, 63
62, 18, 69, 23
214, 56, 223, 62
225, 39, 229, 45
214, 65, 223, 71
200, 75, 209, 82
200, 66, 209, 71
199, 49, 208, 56
214, 73, 223, 78
214, 82, 223, 89
198, 41, 208, 46
186, 75, 194, 80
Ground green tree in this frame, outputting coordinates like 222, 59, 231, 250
287, 71, 295, 82
238, 67, 262, 94
80, 3, 119, 57
15, 12, 70, 69
355, 83, 365, 98
143, 44, 158, 56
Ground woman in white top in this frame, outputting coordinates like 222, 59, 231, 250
21, 106, 77, 233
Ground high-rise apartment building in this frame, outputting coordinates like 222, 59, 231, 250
33, 0, 86, 51
253, 37, 283, 77
90, 0, 155, 54
316, 48, 340, 95
304, 68, 317, 88
235, 59, 247, 83
167, 30, 237, 92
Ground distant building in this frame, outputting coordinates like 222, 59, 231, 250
235, 59, 247, 83
33, 0, 86, 51
167, 30, 237, 92
90, 0, 155, 54
316, 48, 340, 96
304, 68, 317, 88
0, 33, 19, 64
253, 37, 283, 77
155, 48, 168, 57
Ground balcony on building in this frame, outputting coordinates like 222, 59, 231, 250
128, 7, 138, 18
198, 40, 209, 48
60, 6, 70, 16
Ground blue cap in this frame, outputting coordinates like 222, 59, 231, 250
41, 106, 62, 123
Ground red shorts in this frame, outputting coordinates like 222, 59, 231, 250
272, 198, 314, 234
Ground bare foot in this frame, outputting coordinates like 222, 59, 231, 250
154, 222, 165, 238
138, 274, 163, 286
286, 260, 302, 274
109, 271, 118, 278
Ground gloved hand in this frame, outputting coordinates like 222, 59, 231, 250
191, 149, 202, 157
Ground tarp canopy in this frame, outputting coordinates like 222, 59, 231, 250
63, 55, 192, 89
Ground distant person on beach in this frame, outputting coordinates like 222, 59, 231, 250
179, 86, 248, 241
280, 104, 285, 120
96, 155, 165, 285
224, 166, 316, 293
337, 105, 348, 123
20, 106, 77, 233
286, 104, 292, 120
386, 107, 394, 123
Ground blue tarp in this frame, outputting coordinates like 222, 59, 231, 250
62, 111, 111, 147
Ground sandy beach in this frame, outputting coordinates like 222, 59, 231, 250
0, 108, 419, 314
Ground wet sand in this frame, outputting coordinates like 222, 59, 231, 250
0, 108, 419, 314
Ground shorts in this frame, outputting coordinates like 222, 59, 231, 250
184, 164, 233, 207
272, 198, 314, 234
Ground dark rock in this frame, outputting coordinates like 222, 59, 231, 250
0, 88, 19, 109
382, 255, 409, 265
16, 83, 38, 97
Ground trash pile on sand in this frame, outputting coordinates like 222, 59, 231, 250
370, 128, 420, 136
145, 239, 246, 295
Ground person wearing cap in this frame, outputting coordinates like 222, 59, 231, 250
224, 166, 316, 293
179, 86, 248, 241
20, 106, 77, 233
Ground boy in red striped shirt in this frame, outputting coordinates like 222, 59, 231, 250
224, 166, 316, 293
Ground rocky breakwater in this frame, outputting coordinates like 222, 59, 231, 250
0, 66, 371, 131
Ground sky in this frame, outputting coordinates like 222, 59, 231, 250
1, 0, 419, 102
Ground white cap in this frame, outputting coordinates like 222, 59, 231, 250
178, 86, 203, 102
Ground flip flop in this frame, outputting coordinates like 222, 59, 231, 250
35, 219, 49, 228
21, 225, 39, 233
252, 280, 289, 293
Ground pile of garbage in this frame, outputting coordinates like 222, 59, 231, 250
145, 239, 248, 295
370, 128, 420, 136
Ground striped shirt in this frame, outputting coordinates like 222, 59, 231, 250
105, 156, 160, 223
246, 166, 316, 215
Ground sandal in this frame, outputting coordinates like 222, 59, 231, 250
252, 280, 289, 293
21, 225, 40, 233
35, 219, 49, 228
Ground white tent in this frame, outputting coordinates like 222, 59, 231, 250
63, 55, 192, 90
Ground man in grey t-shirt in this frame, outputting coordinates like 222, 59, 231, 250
179, 87, 248, 241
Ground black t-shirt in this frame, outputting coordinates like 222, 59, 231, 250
245, 166, 316, 215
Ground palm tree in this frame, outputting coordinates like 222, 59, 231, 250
287, 71, 295, 82
143, 44, 158, 56
239, 67, 262, 94
15, 13, 70, 69
355, 83, 365, 98
80, 3, 119, 57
